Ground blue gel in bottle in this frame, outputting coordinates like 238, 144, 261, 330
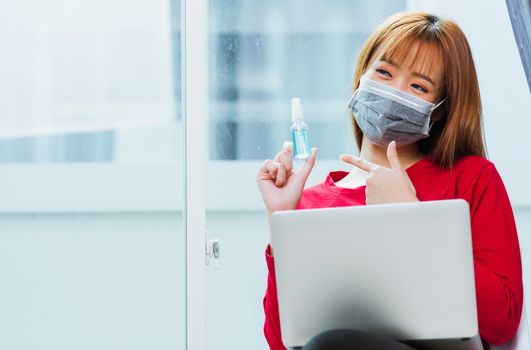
290, 98, 310, 159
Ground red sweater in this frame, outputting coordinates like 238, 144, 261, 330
263, 155, 523, 348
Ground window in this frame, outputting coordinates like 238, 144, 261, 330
0, 0, 181, 163
209, 0, 406, 160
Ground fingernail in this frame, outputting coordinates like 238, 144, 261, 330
304, 148, 317, 162
341, 154, 358, 161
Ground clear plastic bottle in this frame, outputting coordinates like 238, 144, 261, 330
290, 98, 310, 159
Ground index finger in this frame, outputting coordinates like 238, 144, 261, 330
340, 154, 377, 172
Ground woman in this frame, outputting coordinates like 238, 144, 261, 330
256, 11, 523, 350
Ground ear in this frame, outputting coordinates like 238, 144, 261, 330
431, 111, 444, 123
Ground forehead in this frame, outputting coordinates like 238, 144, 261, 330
376, 39, 445, 84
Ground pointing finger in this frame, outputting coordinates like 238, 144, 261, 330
340, 154, 376, 172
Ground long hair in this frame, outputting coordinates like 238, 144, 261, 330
352, 11, 486, 169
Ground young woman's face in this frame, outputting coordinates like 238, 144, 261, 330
364, 41, 445, 104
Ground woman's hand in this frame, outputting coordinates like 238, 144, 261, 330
340, 141, 418, 205
256, 141, 317, 216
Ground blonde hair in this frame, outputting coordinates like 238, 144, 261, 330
352, 11, 486, 168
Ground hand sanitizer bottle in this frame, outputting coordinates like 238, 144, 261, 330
290, 98, 310, 159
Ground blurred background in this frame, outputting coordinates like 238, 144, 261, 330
0, 0, 529, 349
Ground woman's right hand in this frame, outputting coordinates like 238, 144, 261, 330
256, 141, 317, 216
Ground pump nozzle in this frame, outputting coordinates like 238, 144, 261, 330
291, 98, 304, 122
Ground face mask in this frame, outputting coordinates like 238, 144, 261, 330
347, 75, 445, 146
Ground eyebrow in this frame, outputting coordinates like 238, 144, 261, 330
381, 59, 437, 86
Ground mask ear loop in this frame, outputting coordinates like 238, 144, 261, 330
428, 97, 447, 133
428, 119, 435, 133
347, 88, 360, 111
431, 97, 446, 111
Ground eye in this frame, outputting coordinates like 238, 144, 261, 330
376, 68, 392, 78
411, 83, 428, 93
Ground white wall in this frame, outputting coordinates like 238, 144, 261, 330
0, 213, 185, 350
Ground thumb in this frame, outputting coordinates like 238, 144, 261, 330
298, 147, 318, 181
386, 140, 402, 170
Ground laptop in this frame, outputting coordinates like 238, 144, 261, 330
270, 199, 483, 350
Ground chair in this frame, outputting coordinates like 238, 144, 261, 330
491, 301, 530, 350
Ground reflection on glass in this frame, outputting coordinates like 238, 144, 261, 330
0, 0, 181, 163
206, 2, 406, 350
209, 0, 406, 160
0, 0, 406, 163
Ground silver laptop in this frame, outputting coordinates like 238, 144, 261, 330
270, 199, 483, 350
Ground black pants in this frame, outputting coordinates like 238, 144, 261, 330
302, 329, 417, 350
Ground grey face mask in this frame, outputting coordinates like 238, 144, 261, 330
347, 75, 445, 146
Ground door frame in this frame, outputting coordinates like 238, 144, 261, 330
182, 0, 208, 349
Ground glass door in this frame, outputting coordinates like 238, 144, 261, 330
204, 1, 406, 349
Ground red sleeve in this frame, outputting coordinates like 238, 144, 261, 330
462, 162, 523, 345
263, 244, 287, 350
